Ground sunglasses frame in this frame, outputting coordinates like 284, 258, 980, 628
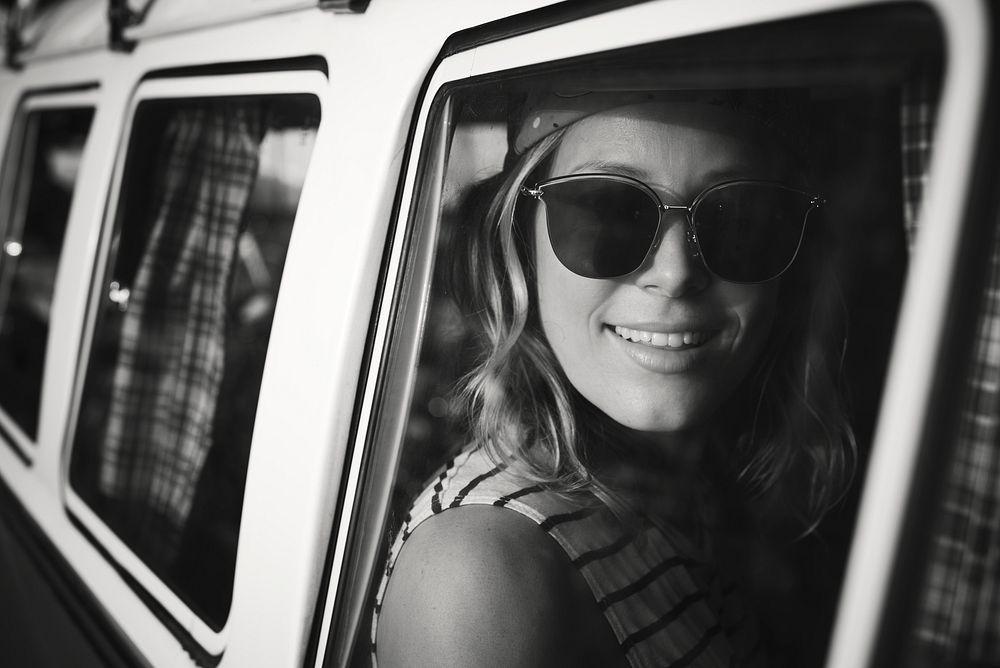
520, 173, 825, 284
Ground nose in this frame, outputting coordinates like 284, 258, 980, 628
631, 213, 710, 297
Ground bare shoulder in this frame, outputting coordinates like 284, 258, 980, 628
376, 505, 598, 667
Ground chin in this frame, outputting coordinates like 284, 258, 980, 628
601, 402, 713, 437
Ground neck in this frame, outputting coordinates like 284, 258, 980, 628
574, 392, 709, 470
573, 394, 713, 524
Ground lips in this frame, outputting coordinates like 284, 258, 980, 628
612, 325, 711, 350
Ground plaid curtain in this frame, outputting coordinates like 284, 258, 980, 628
900, 74, 937, 250
98, 103, 262, 557
909, 209, 1000, 665
904, 74, 1000, 662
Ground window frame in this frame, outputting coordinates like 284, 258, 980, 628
311, 1, 991, 667
0, 90, 98, 461
61, 69, 327, 658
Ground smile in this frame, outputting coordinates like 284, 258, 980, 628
612, 325, 710, 349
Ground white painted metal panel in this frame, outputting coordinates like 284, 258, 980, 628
21, 0, 106, 62
125, 0, 316, 41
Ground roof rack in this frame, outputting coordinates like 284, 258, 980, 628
108, 0, 154, 51
319, 0, 370, 13
3, 0, 33, 70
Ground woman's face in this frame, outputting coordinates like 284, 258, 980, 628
533, 102, 784, 440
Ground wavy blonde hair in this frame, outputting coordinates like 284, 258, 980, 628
449, 126, 855, 531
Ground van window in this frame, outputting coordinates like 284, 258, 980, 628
892, 72, 1000, 668
68, 93, 319, 629
0, 106, 93, 441
323, 5, 945, 667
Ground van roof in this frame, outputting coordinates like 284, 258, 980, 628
5, 0, 354, 65
15, 0, 106, 62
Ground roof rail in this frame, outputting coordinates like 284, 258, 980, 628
109, 0, 155, 52
4, 0, 34, 70
319, 0, 370, 13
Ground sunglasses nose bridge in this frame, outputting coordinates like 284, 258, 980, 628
650, 203, 697, 254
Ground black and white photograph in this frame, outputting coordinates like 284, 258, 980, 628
0, 1, 996, 666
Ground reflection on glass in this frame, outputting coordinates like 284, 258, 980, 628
0, 107, 93, 439
69, 94, 320, 629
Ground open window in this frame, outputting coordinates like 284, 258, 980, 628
309, 2, 994, 667
64, 71, 323, 657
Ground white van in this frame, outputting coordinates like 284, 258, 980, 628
0, 0, 995, 666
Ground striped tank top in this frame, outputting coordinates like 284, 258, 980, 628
371, 447, 766, 667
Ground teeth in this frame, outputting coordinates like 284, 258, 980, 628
613, 326, 708, 348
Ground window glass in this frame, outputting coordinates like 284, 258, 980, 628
0, 107, 93, 440
893, 67, 1000, 668
337, 6, 944, 667
69, 93, 319, 629
897, 222, 1000, 666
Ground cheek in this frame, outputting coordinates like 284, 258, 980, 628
536, 225, 591, 340
533, 215, 612, 371
726, 282, 780, 370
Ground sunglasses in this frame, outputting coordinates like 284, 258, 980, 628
520, 173, 825, 283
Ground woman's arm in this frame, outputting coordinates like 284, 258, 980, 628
376, 505, 608, 667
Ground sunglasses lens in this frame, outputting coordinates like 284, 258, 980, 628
694, 183, 812, 282
540, 178, 660, 279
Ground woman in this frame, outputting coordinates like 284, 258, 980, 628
373, 90, 854, 667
